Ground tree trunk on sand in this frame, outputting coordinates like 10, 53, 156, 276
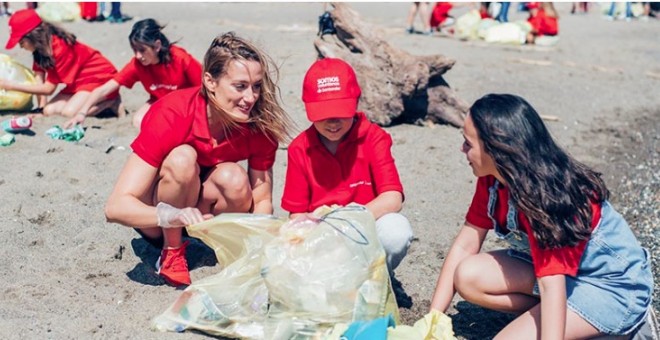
314, 2, 468, 128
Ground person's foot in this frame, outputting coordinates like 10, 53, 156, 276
406, 26, 414, 34
108, 15, 133, 24
156, 241, 191, 287
390, 275, 413, 309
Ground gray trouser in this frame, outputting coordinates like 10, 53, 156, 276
375, 213, 414, 272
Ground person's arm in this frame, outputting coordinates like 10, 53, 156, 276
537, 274, 567, 340
248, 167, 273, 214
430, 222, 489, 312
0, 74, 57, 96
64, 79, 120, 128
365, 190, 402, 220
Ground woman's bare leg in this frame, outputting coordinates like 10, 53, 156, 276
153, 145, 201, 248
454, 249, 539, 313
198, 162, 252, 215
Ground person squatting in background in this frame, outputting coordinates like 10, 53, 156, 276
105, 32, 295, 287
281, 57, 414, 306
430, 93, 655, 339
0, 9, 120, 118
65, 18, 202, 129
526, 2, 558, 44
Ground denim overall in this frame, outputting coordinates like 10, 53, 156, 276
487, 180, 654, 335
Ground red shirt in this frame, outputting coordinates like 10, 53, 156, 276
430, 2, 453, 28
114, 45, 202, 101
528, 9, 558, 36
465, 176, 601, 278
131, 86, 278, 170
281, 112, 403, 213
32, 35, 117, 96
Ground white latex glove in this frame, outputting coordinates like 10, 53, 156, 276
156, 202, 205, 228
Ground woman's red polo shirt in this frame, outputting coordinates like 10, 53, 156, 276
131, 87, 277, 170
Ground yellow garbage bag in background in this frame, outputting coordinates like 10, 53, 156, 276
152, 205, 399, 339
0, 54, 35, 111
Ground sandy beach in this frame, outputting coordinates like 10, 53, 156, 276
0, 2, 658, 339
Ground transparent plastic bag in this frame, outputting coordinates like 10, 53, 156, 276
0, 54, 35, 111
152, 205, 398, 339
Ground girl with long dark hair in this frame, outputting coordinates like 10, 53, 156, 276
430, 94, 654, 338
65, 18, 202, 129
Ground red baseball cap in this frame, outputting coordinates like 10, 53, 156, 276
302, 58, 361, 122
6, 9, 42, 50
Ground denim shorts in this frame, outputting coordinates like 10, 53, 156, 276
504, 202, 654, 335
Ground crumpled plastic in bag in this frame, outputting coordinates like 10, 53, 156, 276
0, 54, 35, 111
152, 205, 399, 339
45, 125, 85, 142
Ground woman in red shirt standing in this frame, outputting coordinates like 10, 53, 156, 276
104, 32, 294, 287
430, 94, 654, 338
65, 18, 202, 129
1, 9, 119, 118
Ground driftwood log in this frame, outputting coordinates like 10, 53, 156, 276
314, 3, 468, 128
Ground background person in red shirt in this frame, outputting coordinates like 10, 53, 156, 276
104, 32, 294, 287
526, 2, 559, 44
64, 18, 202, 129
281, 58, 414, 305
430, 94, 654, 338
1, 9, 119, 118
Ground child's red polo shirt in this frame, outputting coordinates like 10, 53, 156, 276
281, 112, 403, 213
131, 86, 277, 170
114, 45, 202, 101
465, 175, 601, 278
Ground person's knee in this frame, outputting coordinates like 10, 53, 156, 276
377, 213, 413, 251
454, 256, 483, 300
208, 164, 250, 194
376, 213, 413, 270
161, 145, 199, 184
42, 103, 59, 116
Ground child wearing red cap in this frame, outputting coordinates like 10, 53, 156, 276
1, 9, 119, 118
281, 58, 414, 304
105, 32, 294, 287
64, 18, 202, 130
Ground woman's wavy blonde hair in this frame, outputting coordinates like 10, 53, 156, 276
200, 32, 295, 144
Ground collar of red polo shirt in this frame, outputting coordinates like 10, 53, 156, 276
302, 58, 362, 122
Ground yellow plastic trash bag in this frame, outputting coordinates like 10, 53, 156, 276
152, 205, 399, 339
388, 310, 456, 340
0, 54, 35, 111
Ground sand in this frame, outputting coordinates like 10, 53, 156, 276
0, 3, 658, 339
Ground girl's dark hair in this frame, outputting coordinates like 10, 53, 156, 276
23, 22, 76, 69
470, 94, 609, 249
128, 19, 172, 64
